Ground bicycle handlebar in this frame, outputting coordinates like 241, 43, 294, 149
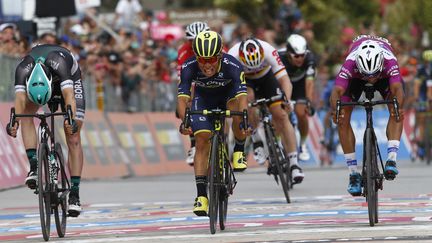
9, 105, 74, 126
249, 94, 285, 107
183, 108, 248, 131
336, 97, 400, 123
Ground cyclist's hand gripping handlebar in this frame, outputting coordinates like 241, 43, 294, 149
179, 108, 192, 135
65, 105, 78, 134
392, 97, 400, 122
6, 107, 18, 137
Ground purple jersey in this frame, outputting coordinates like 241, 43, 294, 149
335, 35, 402, 90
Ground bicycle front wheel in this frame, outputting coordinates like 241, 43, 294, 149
38, 143, 51, 241
208, 136, 220, 234
219, 144, 229, 230
364, 128, 378, 226
54, 143, 68, 237
265, 125, 290, 203
425, 115, 431, 165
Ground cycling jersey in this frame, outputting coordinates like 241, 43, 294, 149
177, 41, 195, 70
228, 39, 287, 80
15, 44, 85, 120
415, 63, 432, 101
279, 48, 316, 100
335, 35, 403, 91
178, 53, 247, 132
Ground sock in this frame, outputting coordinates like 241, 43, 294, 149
387, 140, 400, 162
189, 135, 195, 147
345, 152, 357, 173
233, 138, 245, 152
71, 176, 81, 194
288, 152, 298, 167
195, 176, 207, 197
26, 149, 37, 171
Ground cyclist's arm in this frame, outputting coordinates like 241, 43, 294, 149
14, 92, 27, 118
278, 74, 293, 101
330, 85, 345, 110
305, 76, 314, 102
177, 95, 190, 121
61, 87, 77, 119
389, 82, 404, 107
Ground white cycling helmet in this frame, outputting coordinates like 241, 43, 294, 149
355, 41, 384, 76
185, 21, 210, 40
239, 38, 264, 69
286, 34, 307, 55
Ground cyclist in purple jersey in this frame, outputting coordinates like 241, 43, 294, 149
330, 35, 405, 196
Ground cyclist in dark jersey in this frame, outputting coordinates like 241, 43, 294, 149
279, 34, 317, 161
7, 44, 85, 217
177, 31, 249, 216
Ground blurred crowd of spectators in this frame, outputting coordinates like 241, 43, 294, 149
0, 0, 429, 112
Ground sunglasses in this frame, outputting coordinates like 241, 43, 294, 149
290, 53, 305, 58
196, 55, 220, 64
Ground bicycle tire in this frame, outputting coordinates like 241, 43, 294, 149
425, 115, 431, 165
38, 143, 51, 241
219, 144, 229, 230
54, 143, 67, 237
208, 136, 219, 234
364, 128, 378, 226
265, 124, 290, 203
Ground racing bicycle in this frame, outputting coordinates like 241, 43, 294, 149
249, 94, 293, 204
8, 100, 73, 241
183, 107, 247, 234
336, 83, 400, 226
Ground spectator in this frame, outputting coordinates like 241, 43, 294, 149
114, 0, 143, 32
0, 23, 24, 56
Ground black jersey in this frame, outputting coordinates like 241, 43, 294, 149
278, 50, 316, 83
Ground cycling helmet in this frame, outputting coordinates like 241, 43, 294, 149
26, 62, 52, 105
286, 34, 307, 55
185, 21, 210, 40
355, 41, 384, 76
422, 50, 432, 62
192, 30, 223, 57
239, 38, 264, 69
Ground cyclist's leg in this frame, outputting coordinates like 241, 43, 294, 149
227, 94, 248, 171
20, 99, 39, 189
269, 104, 304, 183
65, 74, 85, 216
189, 95, 215, 215
383, 81, 404, 179
246, 87, 267, 165
192, 130, 212, 216
292, 81, 310, 161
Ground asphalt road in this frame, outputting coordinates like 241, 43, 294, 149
1, 160, 431, 243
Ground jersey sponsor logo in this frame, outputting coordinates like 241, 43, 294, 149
389, 70, 399, 76
74, 79, 84, 99
339, 72, 349, 79
306, 66, 315, 76
194, 79, 232, 88
223, 57, 240, 69
218, 72, 224, 78
182, 59, 196, 69
240, 71, 246, 85
341, 66, 352, 77
272, 50, 283, 66
48, 59, 60, 70
24, 63, 33, 72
